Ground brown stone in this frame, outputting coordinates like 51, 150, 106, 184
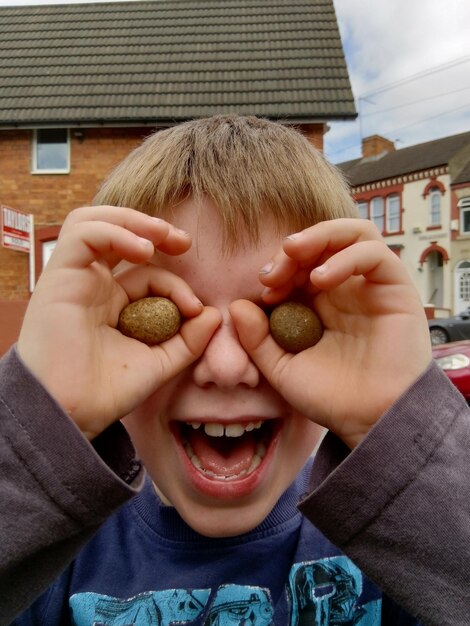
269, 301, 323, 353
118, 297, 181, 345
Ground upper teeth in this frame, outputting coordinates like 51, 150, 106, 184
189, 421, 263, 438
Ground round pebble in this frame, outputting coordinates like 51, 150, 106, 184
118, 297, 182, 345
269, 301, 323, 353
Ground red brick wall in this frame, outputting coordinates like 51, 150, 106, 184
0, 127, 151, 352
0, 300, 28, 356
293, 123, 325, 151
0, 126, 151, 301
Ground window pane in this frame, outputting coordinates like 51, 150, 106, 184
386, 194, 400, 232
462, 208, 470, 233
460, 272, 470, 300
371, 197, 384, 232
36, 129, 68, 171
357, 201, 368, 219
429, 190, 441, 225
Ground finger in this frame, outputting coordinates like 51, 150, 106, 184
261, 267, 316, 305
61, 206, 192, 257
283, 218, 383, 262
151, 306, 222, 385
115, 264, 204, 318
259, 250, 298, 287
229, 299, 292, 383
48, 221, 157, 271
310, 239, 409, 289
260, 218, 382, 289
61, 205, 166, 239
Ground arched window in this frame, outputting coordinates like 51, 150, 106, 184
459, 267, 470, 301
429, 189, 441, 226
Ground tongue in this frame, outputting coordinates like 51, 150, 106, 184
188, 429, 257, 476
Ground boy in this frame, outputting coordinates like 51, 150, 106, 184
1, 115, 469, 625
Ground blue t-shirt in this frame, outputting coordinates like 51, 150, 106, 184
13, 462, 421, 625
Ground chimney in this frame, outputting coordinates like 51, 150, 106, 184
362, 135, 395, 160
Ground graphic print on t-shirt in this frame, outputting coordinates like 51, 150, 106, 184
69, 555, 381, 625
288, 556, 381, 625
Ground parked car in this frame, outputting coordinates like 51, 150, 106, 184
428, 308, 470, 345
432, 340, 470, 401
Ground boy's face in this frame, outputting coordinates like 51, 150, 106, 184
123, 197, 323, 537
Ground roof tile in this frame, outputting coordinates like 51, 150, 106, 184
338, 132, 470, 186
0, 0, 355, 125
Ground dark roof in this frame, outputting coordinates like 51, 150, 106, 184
338, 131, 470, 187
453, 160, 470, 186
0, 0, 356, 126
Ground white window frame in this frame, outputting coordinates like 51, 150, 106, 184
42, 240, 57, 269
429, 189, 441, 226
460, 198, 470, 234
32, 128, 70, 174
386, 194, 400, 233
370, 196, 384, 233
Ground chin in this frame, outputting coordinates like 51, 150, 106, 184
175, 497, 279, 538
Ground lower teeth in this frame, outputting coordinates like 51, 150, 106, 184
184, 442, 266, 481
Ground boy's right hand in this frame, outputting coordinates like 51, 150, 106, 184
17, 206, 221, 441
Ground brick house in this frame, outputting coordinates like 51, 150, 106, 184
338, 131, 470, 317
0, 0, 356, 354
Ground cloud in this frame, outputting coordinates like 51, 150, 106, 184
327, 0, 470, 163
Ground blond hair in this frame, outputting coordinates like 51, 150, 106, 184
94, 115, 357, 249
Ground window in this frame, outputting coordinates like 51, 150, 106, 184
42, 240, 57, 269
356, 192, 402, 234
459, 265, 470, 301
33, 225, 61, 285
429, 189, 441, 226
460, 197, 470, 234
370, 197, 384, 233
33, 129, 70, 173
386, 194, 400, 233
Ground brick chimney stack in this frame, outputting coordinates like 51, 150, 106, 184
362, 135, 395, 160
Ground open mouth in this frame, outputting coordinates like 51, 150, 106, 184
176, 419, 279, 482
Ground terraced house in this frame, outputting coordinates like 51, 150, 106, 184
338, 131, 470, 318
0, 0, 356, 353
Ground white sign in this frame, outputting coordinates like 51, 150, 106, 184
1, 205, 32, 253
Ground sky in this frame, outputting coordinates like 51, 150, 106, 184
327, 0, 470, 163
1, 0, 469, 164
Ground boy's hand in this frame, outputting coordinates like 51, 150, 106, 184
17, 206, 221, 440
231, 219, 432, 449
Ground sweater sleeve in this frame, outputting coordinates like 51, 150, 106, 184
0, 346, 145, 624
299, 361, 470, 626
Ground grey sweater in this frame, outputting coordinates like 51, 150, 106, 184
1, 346, 469, 625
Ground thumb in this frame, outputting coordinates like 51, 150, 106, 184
230, 300, 291, 383
154, 306, 222, 386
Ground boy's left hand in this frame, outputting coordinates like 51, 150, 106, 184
230, 218, 432, 449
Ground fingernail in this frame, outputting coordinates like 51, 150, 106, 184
259, 261, 273, 275
138, 237, 153, 249
286, 231, 302, 241
314, 263, 328, 275
176, 228, 190, 237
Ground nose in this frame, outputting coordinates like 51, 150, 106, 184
192, 312, 259, 388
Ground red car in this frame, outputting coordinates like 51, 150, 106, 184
432, 340, 470, 401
